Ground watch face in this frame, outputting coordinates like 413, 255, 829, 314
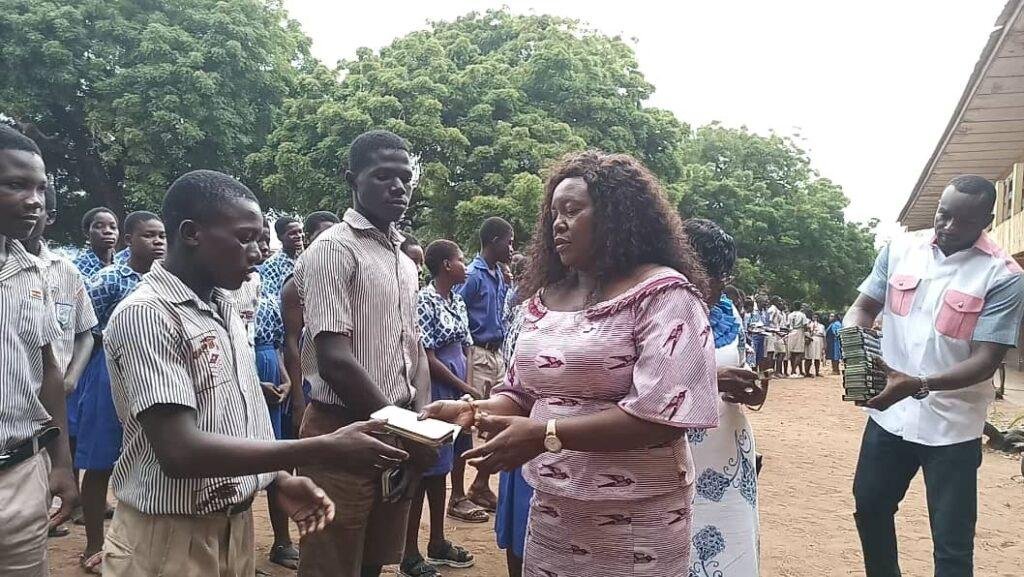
544, 435, 562, 452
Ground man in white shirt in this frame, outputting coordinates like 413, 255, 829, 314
845, 175, 1024, 577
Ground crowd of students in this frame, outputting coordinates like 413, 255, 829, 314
0, 122, 1020, 577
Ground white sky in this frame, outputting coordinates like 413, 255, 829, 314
284, 0, 1008, 242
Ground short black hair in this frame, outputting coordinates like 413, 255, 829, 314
0, 124, 41, 156
683, 218, 736, 281
948, 175, 997, 210
123, 211, 161, 235
424, 239, 460, 278
162, 170, 259, 243
793, 301, 803, 310
479, 217, 513, 248
81, 207, 117, 233
400, 233, 421, 253
275, 216, 299, 239
44, 182, 56, 214
349, 130, 409, 176
304, 211, 339, 237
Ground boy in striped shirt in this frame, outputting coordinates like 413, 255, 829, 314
102, 170, 406, 576
0, 125, 78, 576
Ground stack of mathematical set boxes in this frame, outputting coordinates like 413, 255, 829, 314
840, 327, 885, 404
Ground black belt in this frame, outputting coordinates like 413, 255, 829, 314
476, 341, 503, 353
0, 426, 60, 472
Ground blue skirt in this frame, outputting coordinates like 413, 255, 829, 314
495, 467, 533, 558
75, 348, 122, 470
423, 341, 468, 478
256, 344, 290, 440
751, 333, 766, 363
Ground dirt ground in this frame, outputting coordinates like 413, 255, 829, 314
49, 373, 1024, 576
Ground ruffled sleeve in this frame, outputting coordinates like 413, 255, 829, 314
617, 279, 719, 429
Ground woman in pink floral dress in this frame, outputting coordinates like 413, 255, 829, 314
423, 151, 720, 576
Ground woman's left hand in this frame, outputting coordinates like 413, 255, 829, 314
718, 366, 768, 407
462, 414, 546, 474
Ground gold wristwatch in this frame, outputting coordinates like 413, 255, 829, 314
544, 419, 563, 453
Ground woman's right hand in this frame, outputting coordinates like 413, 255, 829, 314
420, 400, 476, 429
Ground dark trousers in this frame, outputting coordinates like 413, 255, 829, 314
853, 418, 982, 577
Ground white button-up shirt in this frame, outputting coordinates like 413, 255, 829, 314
858, 232, 1024, 446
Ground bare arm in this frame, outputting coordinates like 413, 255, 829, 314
844, 293, 883, 330
40, 344, 78, 526
139, 404, 407, 479
281, 278, 303, 398
314, 331, 390, 419
63, 331, 95, 392
412, 344, 431, 411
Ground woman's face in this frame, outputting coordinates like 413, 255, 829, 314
256, 225, 272, 264
447, 249, 468, 285
550, 177, 595, 270
88, 211, 118, 252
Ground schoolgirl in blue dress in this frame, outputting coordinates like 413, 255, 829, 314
72, 207, 119, 278
75, 211, 165, 572
400, 240, 477, 577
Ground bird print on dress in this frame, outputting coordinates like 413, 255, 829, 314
596, 473, 636, 488
596, 513, 632, 526
608, 353, 638, 370
659, 391, 688, 420
535, 504, 560, 518
668, 507, 689, 525
538, 464, 570, 480
536, 353, 565, 369
664, 322, 686, 356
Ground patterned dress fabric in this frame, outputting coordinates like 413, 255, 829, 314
687, 305, 760, 577
72, 249, 108, 279
75, 264, 143, 469
493, 270, 719, 576
259, 250, 295, 300
416, 283, 473, 476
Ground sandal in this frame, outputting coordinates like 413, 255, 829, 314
427, 540, 475, 569
446, 496, 489, 523
398, 555, 441, 577
269, 543, 300, 570
79, 551, 103, 575
466, 488, 497, 513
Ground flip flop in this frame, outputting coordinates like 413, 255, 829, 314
79, 551, 103, 575
446, 496, 489, 523
48, 525, 70, 538
269, 543, 300, 570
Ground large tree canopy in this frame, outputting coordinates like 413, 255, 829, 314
247, 10, 689, 246
678, 125, 878, 309
0, 0, 309, 242
1, 3, 874, 308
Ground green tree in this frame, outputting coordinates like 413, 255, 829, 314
678, 125, 877, 310
0, 0, 310, 242
247, 9, 688, 249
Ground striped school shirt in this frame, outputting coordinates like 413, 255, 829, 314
105, 262, 276, 515
294, 208, 422, 409
36, 244, 98, 372
0, 239, 63, 452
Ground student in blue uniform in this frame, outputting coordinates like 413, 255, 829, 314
72, 207, 119, 277
75, 211, 166, 573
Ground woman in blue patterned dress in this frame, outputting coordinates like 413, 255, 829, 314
825, 312, 844, 374
683, 219, 768, 577
72, 207, 119, 278
76, 211, 165, 573
400, 240, 478, 577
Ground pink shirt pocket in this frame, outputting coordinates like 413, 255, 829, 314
887, 274, 920, 316
935, 289, 985, 341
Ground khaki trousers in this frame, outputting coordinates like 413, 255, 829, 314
103, 503, 255, 577
0, 453, 50, 577
467, 345, 506, 397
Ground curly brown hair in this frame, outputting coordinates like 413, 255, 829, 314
519, 150, 709, 301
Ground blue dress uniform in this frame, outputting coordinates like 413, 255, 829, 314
253, 294, 289, 439
75, 264, 142, 470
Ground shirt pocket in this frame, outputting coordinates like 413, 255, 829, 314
935, 289, 984, 341
887, 274, 920, 316
18, 291, 49, 347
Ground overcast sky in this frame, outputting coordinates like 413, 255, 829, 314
284, 0, 1007, 241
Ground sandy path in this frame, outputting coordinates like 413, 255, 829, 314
49, 373, 1024, 576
